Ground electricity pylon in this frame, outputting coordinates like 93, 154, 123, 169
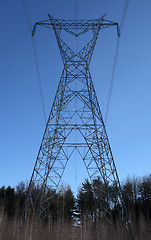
23, 15, 134, 239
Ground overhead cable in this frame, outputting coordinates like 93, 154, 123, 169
74, 0, 78, 185
21, 0, 47, 123
105, 0, 130, 124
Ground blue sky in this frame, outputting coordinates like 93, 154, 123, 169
1, 0, 151, 193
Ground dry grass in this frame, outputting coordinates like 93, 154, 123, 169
0, 212, 151, 240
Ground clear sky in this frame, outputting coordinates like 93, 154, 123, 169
1, 0, 151, 193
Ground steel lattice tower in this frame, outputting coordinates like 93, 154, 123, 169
23, 14, 134, 239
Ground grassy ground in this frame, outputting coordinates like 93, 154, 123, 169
0, 212, 151, 240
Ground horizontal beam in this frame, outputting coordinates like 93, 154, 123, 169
34, 17, 118, 31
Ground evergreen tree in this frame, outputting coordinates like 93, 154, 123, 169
77, 179, 94, 222
5, 186, 15, 218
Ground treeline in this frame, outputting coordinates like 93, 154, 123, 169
0, 174, 151, 224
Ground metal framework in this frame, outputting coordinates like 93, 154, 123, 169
24, 14, 134, 239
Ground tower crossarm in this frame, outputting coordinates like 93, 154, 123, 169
34, 16, 118, 31
32, 15, 119, 66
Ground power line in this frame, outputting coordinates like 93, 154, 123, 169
46, 0, 49, 14
21, 0, 47, 123
74, 0, 78, 185
104, 37, 120, 123
105, 0, 130, 124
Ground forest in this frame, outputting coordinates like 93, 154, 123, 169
0, 174, 151, 240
